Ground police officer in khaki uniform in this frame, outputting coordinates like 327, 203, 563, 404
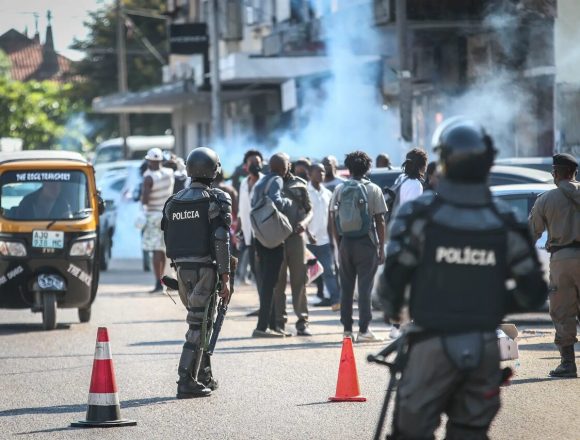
162, 147, 232, 398
377, 118, 547, 439
529, 153, 580, 378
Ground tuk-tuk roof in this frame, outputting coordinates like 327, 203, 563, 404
0, 150, 88, 166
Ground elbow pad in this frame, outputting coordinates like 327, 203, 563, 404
213, 226, 230, 274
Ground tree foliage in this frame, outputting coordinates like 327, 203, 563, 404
0, 77, 86, 150
70, 0, 170, 142
0, 50, 10, 79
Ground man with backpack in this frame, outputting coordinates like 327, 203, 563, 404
271, 159, 314, 336
250, 153, 294, 338
330, 151, 387, 343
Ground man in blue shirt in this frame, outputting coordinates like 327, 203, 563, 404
251, 153, 293, 337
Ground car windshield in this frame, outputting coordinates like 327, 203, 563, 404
0, 170, 91, 221
94, 146, 124, 165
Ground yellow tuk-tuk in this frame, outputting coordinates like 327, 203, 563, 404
0, 151, 104, 329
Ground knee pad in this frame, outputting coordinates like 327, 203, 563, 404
185, 326, 202, 345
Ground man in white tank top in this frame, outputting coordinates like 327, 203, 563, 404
142, 148, 175, 292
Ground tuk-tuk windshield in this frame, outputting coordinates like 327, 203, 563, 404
0, 170, 91, 221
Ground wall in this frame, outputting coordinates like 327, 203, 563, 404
555, 0, 580, 84
555, 0, 580, 155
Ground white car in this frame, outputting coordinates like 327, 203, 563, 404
491, 183, 556, 281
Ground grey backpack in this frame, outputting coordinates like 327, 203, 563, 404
250, 177, 293, 248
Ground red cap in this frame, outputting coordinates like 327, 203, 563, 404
96, 327, 110, 343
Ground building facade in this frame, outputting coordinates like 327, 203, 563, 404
94, 0, 557, 162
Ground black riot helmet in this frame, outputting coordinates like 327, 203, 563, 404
186, 147, 221, 180
432, 117, 497, 183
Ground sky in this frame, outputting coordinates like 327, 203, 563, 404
0, 0, 112, 61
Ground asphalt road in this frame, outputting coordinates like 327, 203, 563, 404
0, 259, 578, 439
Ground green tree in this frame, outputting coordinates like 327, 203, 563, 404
0, 77, 85, 150
70, 0, 171, 142
0, 50, 10, 79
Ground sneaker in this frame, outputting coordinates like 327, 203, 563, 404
389, 326, 401, 339
331, 303, 341, 312
356, 330, 384, 343
313, 298, 333, 307
343, 331, 354, 340
252, 328, 285, 338
272, 327, 293, 337
296, 326, 312, 336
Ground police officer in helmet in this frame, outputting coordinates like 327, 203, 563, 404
162, 147, 232, 398
377, 117, 547, 439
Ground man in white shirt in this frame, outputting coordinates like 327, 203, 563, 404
392, 148, 428, 213
237, 150, 264, 297
307, 163, 341, 310
142, 147, 174, 292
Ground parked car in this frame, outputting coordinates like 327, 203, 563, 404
489, 165, 552, 185
495, 157, 553, 173
367, 165, 552, 191
92, 135, 174, 165
490, 183, 556, 281
94, 160, 137, 182
97, 172, 127, 210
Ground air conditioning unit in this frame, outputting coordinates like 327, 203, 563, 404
374, 0, 394, 24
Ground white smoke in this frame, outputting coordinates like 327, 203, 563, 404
276, 3, 400, 164
215, 1, 401, 172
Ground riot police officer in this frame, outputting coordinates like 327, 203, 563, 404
377, 117, 548, 439
162, 147, 232, 398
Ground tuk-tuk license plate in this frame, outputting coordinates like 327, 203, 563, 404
32, 231, 64, 249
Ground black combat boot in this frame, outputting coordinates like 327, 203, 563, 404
176, 344, 212, 398
198, 353, 218, 390
549, 345, 577, 378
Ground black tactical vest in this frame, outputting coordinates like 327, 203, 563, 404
410, 221, 508, 333
163, 190, 211, 260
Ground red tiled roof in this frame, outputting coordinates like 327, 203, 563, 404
8, 44, 72, 83
0, 29, 74, 83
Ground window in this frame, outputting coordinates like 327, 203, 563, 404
497, 195, 531, 222
1, 170, 90, 221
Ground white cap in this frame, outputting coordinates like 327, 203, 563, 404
145, 147, 163, 161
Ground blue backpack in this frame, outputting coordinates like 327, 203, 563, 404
334, 179, 371, 238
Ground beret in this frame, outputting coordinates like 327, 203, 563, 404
553, 153, 578, 168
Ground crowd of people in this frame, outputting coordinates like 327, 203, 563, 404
232, 149, 419, 341
138, 144, 435, 342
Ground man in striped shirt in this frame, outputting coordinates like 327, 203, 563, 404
142, 148, 175, 292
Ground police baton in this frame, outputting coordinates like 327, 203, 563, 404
207, 256, 237, 356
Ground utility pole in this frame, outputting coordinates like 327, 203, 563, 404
116, 0, 130, 158
208, 0, 223, 142
396, 0, 412, 143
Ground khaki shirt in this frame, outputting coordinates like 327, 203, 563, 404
330, 178, 387, 245
529, 180, 580, 261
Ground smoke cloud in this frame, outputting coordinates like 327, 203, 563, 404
215, 1, 401, 172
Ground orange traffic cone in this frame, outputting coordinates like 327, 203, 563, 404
329, 337, 366, 402
71, 327, 136, 427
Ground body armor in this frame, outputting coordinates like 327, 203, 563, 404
163, 185, 232, 273
409, 200, 508, 332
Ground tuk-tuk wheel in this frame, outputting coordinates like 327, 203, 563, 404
78, 307, 91, 323
42, 293, 57, 330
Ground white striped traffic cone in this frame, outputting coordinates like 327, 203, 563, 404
71, 327, 136, 428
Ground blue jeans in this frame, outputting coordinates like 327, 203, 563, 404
307, 243, 341, 305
